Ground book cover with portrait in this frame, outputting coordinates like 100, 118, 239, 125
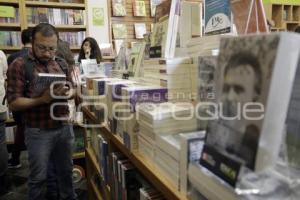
200, 33, 300, 187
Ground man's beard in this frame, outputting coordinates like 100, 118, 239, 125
33, 50, 52, 65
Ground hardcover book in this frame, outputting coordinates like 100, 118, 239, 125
150, 0, 180, 58
127, 42, 146, 77
112, 0, 127, 16
200, 33, 300, 187
112, 24, 127, 39
133, 0, 146, 17
150, 0, 164, 17
134, 23, 147, 39
204, 0, 231, 35
33, 73, 66, 97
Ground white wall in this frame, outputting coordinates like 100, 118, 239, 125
86, 0, 110, 44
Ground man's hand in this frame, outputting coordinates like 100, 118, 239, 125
40, 88, 53, 104
53, 84, 69, 97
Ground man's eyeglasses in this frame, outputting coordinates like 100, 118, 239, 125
35, 44, 57, 53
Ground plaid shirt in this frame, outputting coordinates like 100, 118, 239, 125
7, 50, 72, 129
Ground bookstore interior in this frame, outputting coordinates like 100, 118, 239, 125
2, 0, 300, 199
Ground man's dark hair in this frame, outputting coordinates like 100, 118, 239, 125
78, 37, 102, 64
56, 39, 75, 66
21, 28, 33, 45
31, 23, 59, 43
224, 52, 262, 96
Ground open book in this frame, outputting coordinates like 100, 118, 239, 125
33, 73, 66, 97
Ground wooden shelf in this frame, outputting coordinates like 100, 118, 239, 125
0, 46, 21, 51
5, 118, 15, 123
82, 107, 187, 200
28, 24, 86, 30
0, 0, 19, 6
0, 23, 21, 28
70, 46, 81, 50
285, 21, 300, 24
25, 1, 85, 9
103, 126, 188, 200
86, 146, 111, 198
73, 151, 85, 159
90, 179, 104, 200
82, 106, 99, 124
5, 141, 14, 145
86, 147, 101, 176
102, 56, 115, 60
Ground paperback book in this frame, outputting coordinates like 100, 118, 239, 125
133, 0, 147, 17
112, 24, 127, 39
200, 33, 300, 187
33, 73, 66, 97
204, 0, 231, 35
112, 0, 127, 16
134, 23, 147, 39
150, 0, 180, 58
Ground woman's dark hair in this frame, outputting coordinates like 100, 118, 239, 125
21, 28, 33, 45
78, 37, 102, 64
56, 39, 75, 67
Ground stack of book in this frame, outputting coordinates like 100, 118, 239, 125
121, 86, 168, 150
106, 80, 137, 136
155, 131, 205, 192
91, 78, 122, 122
186, 35, 223, 57
111, 70, 128, 79
137, 103, 197, 161
142, 57, 196, 102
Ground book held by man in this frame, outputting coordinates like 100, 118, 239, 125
33, 73, 66, 97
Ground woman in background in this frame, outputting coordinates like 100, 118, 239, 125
78, 37, 102, 64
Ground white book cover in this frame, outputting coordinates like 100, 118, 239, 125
200, 33, 300, 187
188, 163, 238, 200
137, 102, 194, 122
179, 131, 206, 196
128, 42, 146, 77
134, 23, 147, 39
33, 73, 66, 97
150, 0, 181, 58
156, 133, 181, 160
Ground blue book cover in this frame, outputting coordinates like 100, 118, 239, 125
128, 88, 168, 112
204, 0, 231, 35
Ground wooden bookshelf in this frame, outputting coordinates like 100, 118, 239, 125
25, 1, 85, 9
264, 2, 300, 32
0, 0, 19, 6
0, 0, 87, 53
0, 46, 22, 51
73, 151, 85, 159
0, 23, 21, 28
28, 24, 86, 30
82, 106, 188, 200
108, 0, 154, 50
89, 179, 104, 200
